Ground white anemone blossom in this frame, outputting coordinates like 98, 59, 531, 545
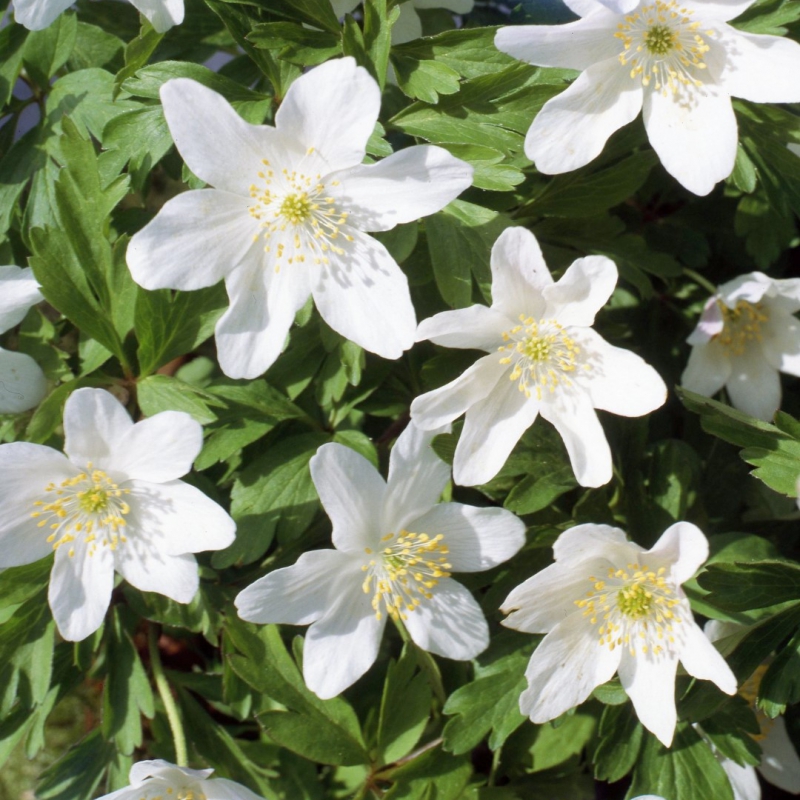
235, 422, 525, 699
14, 0, 182, 32
501, 521, 737, 747
127, 58, 473, 379
681, 271, 800, 421
99, 760, 264, 800
494, 0, 800, 195
0, 266, 47, 414
410, 227, 666, 488
0, 388, 235, 641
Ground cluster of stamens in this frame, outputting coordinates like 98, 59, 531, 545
31, 464, 131, 558
137, 787, 207, 800
361, 530, 452, 622
615, 0, 713, 96
575, 563, 684, 657
498, 315, 585, 400
716, 299, 768, 356
248, 148, 353, 271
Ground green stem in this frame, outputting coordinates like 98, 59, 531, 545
148, 624, 188, 767
683, 267, 718, 295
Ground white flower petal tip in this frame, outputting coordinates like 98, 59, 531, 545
502, 521, 735, 745
96, 760, 265, 800
13, 0, 182, 31
413, 229, 664, 487
237, 423, 521, 695
129, 60, 469, 378
499, 0, 798, 194
0, 388, 235, 641
682, 271, 800, 420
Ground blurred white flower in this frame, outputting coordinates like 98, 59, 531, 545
128, 58, 473, 379
0, 266, 46, 414
495, 0, 800, 195
99, 760, 264, 800
0, 388, 235, 641
502, 521, 736, 747
682, 271, 800, 420
410, 227, 666, 488
15, 0, 182, 31
235, 421, 525, 699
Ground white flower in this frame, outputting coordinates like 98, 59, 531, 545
410, 227, 666, 488
99, 760, 264, 800
235, 421, 525, 699
681, 271, 800, 421
127, 58, 473, 379
14, 0, 183, 31
0, 388, 235, 641
501, 521, 737, 747
0, 266, 46, 414
495, 0, 800, 195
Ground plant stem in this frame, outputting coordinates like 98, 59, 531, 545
683, 267, 718, 295
148, 624, 188, 767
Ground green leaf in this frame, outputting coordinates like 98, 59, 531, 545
698, 560, 800, 612
22, 12, 78, 87
392, 56, 461, 103
137, 374, 222, 424
530, 713, 596, 773
0, 559, 52, 610
248, 22, 342, 66
504, 466, 577, 515
699, 696, 761, 767
439, 143, 525, 192
383, 746, 472, 800
114, 19, 164, 93
593, 702, 643, 783
36, 729, 114, 800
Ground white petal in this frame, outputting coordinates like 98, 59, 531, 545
382, 422, 450, 534
453, 375, 540, 486
618, 650, 679, 747
130, 761, 213, 784
759, 716, 800, 794
234, 550, 351, 625
391, 2, 422, 45
415, 305, 508, 352
125, 480, 236, 556
410, 354, 508, 430
718, 271, 773, 306
49, 544, 115, 641
412, 502, 525, 572
203, 778, 266, 800
105, 413, 202, 483
0, 349, 46, 414
63, 389, 134, 471
646, 521, 709, 584
402, 577, 489, 659
577, 329, 667, 416
129, 0, 184, 31
160, 79, 289, 195
596, 0, 639, 10
335, 146, 473, 232
303, 579, 385, 698
681, 340, 732, 398
526, 59, 644, 174
725, 345, 781, 420
542, 255, 617, 327
116, 546, 199, 605
0, 266, 42, 334
490, 227, 552, 321
562, 0, 610, 15
495, 13, 620, 71
642, 86, 737, 196
719, 759, 761, 800
12, 0, 72, 29
0, 444, 77, 567
762, 311, 800, 377
275, 58, 380, 173
552, 522, 634, 565
539, 393, 612, 488
687, 297, 725, 345
678, 621, 737, 695
716, 25, 800, 102
127, 190, 258, 292
687, 0, 755, 21
216, 255, 313, 379
519, 614, 621, 723
311, 230, 416, 359
310, 443, 386, 553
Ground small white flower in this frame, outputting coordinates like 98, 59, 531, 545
14, 0, 183, 31
681, 271, 800, 421
0, 388, 235, 641
127, 58, 473, 379
98, 760, 264, 800
502, 521, 737, 747
235, 421, 525, 699
495, 0, 800, 195
0, 265, 46, 414
410, 227, 666, 488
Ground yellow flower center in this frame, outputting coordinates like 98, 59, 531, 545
575, 563, 684, 657
31, 465, 131, 558
615, 0, 713, 95
362, 530, 452, 622
248, 148, 353, 271
498, 315, 585, 400
716, 299, 767, 356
